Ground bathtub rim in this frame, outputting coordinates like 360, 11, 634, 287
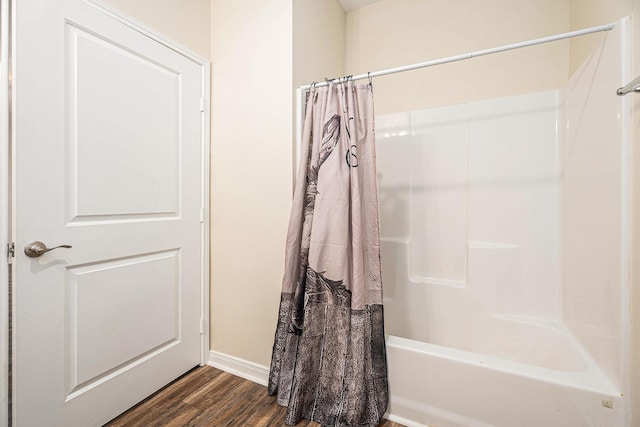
385, 334, 620, 397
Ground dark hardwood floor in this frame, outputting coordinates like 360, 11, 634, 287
104, 366, 405, 427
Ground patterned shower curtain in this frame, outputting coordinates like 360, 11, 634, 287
268, 80, 388, 426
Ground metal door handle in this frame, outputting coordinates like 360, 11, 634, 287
24, 241, 72, 258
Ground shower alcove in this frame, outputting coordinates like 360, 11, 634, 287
375, 19, 631, 427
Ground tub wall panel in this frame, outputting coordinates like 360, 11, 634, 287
560, 24, 624, 390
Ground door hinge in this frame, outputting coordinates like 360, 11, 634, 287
200, 97, 206, 112
200, 318, 206, 335
200, 208, 205, 223
7, 242, 15, 264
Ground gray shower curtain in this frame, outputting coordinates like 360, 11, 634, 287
268, 80, 388, 426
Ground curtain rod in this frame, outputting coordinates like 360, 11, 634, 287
293, 21, 618, 188
299, 22, 616, 91
617, 75, 640, 96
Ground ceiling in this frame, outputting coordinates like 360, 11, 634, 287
337, 0, 385, 12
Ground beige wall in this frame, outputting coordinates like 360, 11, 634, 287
102, 0, 211, 58
293, 0, 345, 88
345, 0, 569, 114
210, 0, 294, 365
209, 0, 344, 367
569, 0, 635, 74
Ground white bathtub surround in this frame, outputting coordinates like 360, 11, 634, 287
378, 90, 562, 350
376, 20, 630, 427
560, 22, 629, 393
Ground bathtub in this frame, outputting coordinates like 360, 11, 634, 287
384, 327, 623, 427
381, 234, 625, 426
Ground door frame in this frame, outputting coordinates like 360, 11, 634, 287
1, 0, 11, 425
1, 0, 211, 423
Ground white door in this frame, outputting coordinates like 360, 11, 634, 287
13, 0, 208, 425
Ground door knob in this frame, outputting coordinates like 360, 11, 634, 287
24, 241, 72, 258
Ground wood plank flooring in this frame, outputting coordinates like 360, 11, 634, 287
104, 366, 405, 427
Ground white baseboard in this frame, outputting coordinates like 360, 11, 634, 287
385, 413, 429, 427
207, 350, 269, 387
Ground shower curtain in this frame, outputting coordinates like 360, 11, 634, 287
268, 80, 388, 427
